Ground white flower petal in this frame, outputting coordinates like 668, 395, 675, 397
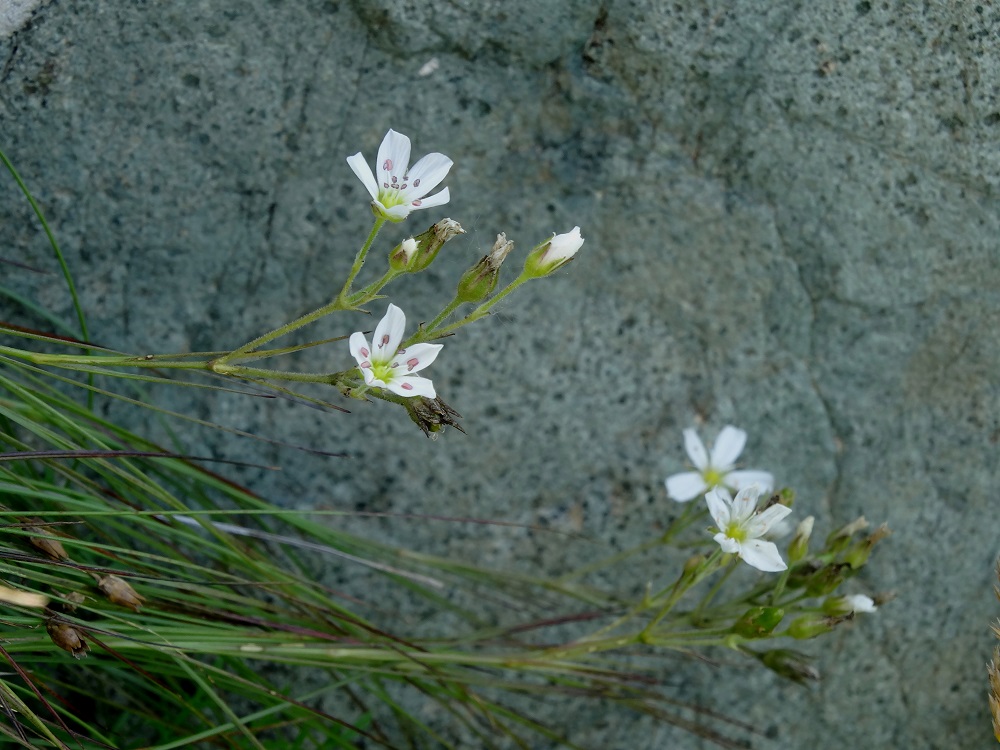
371, 304, 407, 363
845, 594, 877, 613
392, 342, 443, 374
404, 152, 453, 198
411, 186, 450, 211
710, 425, 747, 468
348, 331, 372, 364
748, 503, 793, 537
379, 202, 413, 221
713, 532, 740, 555
386, 374, 436, 398
666, 472, 708, 502
705, 488, 732, 527
725, 470, 775, 494
729, 485, 760, 524
346, 153, 379, 200
682, 428, 709, 470
738, 538, 787, 572
544, 227, 584, 263
377, 129, 412, 186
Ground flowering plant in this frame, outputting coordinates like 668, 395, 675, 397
0, 134, 886, 749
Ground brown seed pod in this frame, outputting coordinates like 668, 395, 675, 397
46, 618, 89, 658
96, 575, 145, 612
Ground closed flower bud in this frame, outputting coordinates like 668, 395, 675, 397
843, 523, 891, 569
454, 233, 513, 303
788, 614, 842, 640
823, 593, 877, 616
756, 648, 820, 683
409, 218, 465, 272
522, 226, 583, 278
731, 606, 785, 639
787, 515, 815, 563
388, 237, 418, 272
805, 562, 851, 597
97, 575, 145, 612
825, 515, 868, 553
46, 618, 89, 658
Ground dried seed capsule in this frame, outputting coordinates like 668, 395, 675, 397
25, 524, 70, 561
46, 618, 88, 658
96, 575, 145, 612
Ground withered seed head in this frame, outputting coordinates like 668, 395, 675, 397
97, 575, 145, 612
46, 617, 89, 659
25, 525, 70, 561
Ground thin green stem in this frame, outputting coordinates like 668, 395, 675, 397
424, 298, 465, 333
769, 565, 792, 605
406, 274, 531, 345
691, 557, 738, 623
214, 299, 350, 365
338, 218, 386, 301
642, 549, 723, 638
0, 148, 88, 345
215, 220, 385, 365
557, 502, 705, 585
211, 363, 345, 385
345, 266, 401, 307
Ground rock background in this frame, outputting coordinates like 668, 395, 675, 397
1, 1, 997, 747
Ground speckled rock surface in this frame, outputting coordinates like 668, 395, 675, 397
1, 1, 997, 747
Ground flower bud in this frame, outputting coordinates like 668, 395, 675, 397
388, 237, 418, 272
454, 233, 513, 303
787, 614, 840, 640
46, 617, 89, 658
521, 226, 583, 278
842, 523, 891, 569
805, 562, 851, 597
731, 606, 785, 639
825, 515, 868, 553
97, 575, 145, 612
822, 593, 877, 616
409, 218, 465, 272
756, 648, 820, 683
787, 515, 814, 563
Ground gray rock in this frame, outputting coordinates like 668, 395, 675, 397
1, 0, 996, 747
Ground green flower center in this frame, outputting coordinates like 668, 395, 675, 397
703, 468, 723, 487
725, 522, 748, 542
370, 360, 394, 382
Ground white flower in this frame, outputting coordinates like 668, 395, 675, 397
349, 304, 442, 398
844, 594, 877, 613
346, 129, 452, 222
665, 425, 774, 502
829, 594, 877, 615
542, 226, 584, 265
523, 226, 584, 277
706, 485, 792, 572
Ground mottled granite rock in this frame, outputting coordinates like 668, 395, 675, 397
1, 1, 997, 747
